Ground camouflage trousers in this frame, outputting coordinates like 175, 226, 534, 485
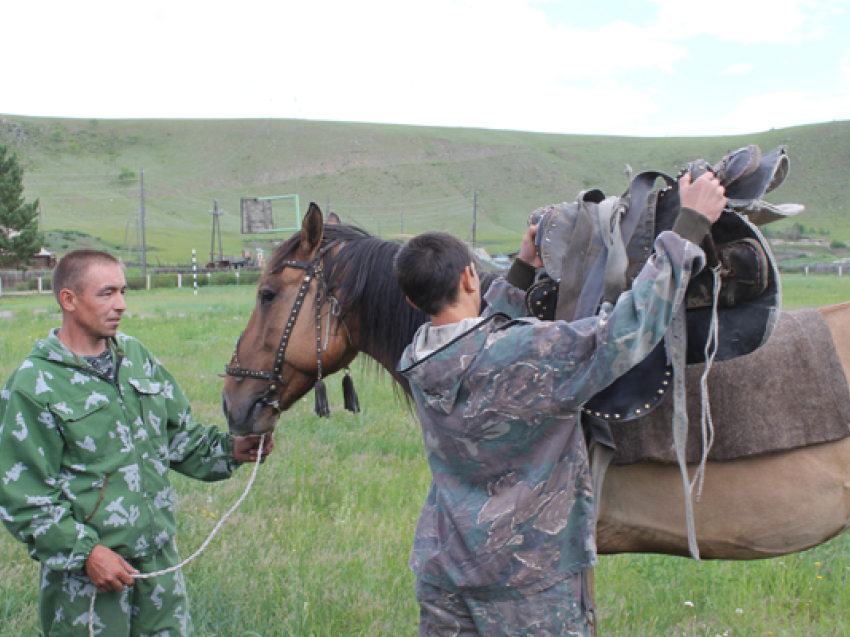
38, 540, 195, 637
416, 571, 594, 637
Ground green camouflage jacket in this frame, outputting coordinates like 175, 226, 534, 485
0, 330, 237, 571
399, 229, 706, 597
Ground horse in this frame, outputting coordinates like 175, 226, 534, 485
222, 204, 850, 560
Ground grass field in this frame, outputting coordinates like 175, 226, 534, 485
3, 115, 850, 264
2, 276, 850, 635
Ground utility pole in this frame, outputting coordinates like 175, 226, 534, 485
210, 200, 225, 265
140, 169, 147, 278
472, 191, 478, 247
123, 210, 139, 263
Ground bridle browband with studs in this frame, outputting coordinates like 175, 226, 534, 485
225, 240, 341, 410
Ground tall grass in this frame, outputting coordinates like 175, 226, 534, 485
2, 278, 850, 635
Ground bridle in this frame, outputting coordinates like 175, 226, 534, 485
225, 240, 341, 410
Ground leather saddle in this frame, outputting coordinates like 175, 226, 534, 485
525, 145, 801, 423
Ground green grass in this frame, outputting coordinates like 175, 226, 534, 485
3, 115, 850, 263
2, 278, 850, 635
780, 272, 850, 309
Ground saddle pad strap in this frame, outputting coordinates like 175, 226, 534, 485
599, 198, 629, 306
589, 440, 615, 521
555, 200, 596, 322
619, 171, 677, 246
668, 306, 700, 560
573, 197, 621, 319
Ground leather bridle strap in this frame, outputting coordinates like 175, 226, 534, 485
224, 241, 340, 406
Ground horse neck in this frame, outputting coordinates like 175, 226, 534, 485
330, 231, 505, 395
358, 291, 424, 395
358, 327, 416, 395
350, 262, 504, 392
330, 234, 426, 395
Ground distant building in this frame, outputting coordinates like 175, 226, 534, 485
30, 248, 57, 269
1, 228, 55, 269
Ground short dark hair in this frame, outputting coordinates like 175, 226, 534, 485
393, 231, 473, 316
53, 250, 122, 305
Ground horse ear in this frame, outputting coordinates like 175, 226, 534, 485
327, 212, 341, 226
300, 202, 324, 254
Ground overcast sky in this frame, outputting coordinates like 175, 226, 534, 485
4, 0, 848, 137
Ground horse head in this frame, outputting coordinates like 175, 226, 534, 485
221, 204, 496, 435
222, 203, 360, 435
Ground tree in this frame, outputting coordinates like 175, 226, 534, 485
0, 144, 41, 268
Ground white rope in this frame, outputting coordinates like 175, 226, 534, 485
88, 435, 266, 636
692, 267, 722, 501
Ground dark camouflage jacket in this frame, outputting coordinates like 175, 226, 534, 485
399, 229, 706, 597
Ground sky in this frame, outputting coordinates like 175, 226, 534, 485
3, 0, 849, 137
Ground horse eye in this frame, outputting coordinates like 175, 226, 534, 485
259, 289, 276, 305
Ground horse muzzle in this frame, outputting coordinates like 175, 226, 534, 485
222, 385, 281, 436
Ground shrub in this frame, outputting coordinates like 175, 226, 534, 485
125, 276, 146, 291
150, 275, 177, 289
122, 271, 261, 291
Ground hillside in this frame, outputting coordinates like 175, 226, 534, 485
2, 115, 849, 264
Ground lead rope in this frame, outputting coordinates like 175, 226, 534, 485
88, 434, 266, 636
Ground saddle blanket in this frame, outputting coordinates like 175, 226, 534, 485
609, 308, 850, 465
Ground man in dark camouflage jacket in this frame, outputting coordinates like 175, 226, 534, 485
393, 173, 726, 636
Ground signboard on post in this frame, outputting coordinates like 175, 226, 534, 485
241, 198, 274, 234
240, 195, 301, 234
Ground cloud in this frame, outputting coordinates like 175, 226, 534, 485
1, 0, 847, 137
718, 88, 850, 134
721, 63, 756, 76
649, 0, 838, 43
841, 49, 850, 85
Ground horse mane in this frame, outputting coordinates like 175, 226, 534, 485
267, 223, 506, 396
268, 224, 428, 395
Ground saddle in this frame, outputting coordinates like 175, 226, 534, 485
526, 145, 804, 560
526, 145, 800, 423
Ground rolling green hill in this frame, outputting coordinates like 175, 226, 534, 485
2, 114, 848, 264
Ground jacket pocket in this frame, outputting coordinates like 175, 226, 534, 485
50, 397, 112, 463
127, 377, 168, 440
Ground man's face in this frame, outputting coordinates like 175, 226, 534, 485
67, 263, 128, 341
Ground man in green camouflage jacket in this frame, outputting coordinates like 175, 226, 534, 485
0, 249, 274, 636
393, 173, 726, 636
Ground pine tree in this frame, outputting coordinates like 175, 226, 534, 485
0, 144, 41, 268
